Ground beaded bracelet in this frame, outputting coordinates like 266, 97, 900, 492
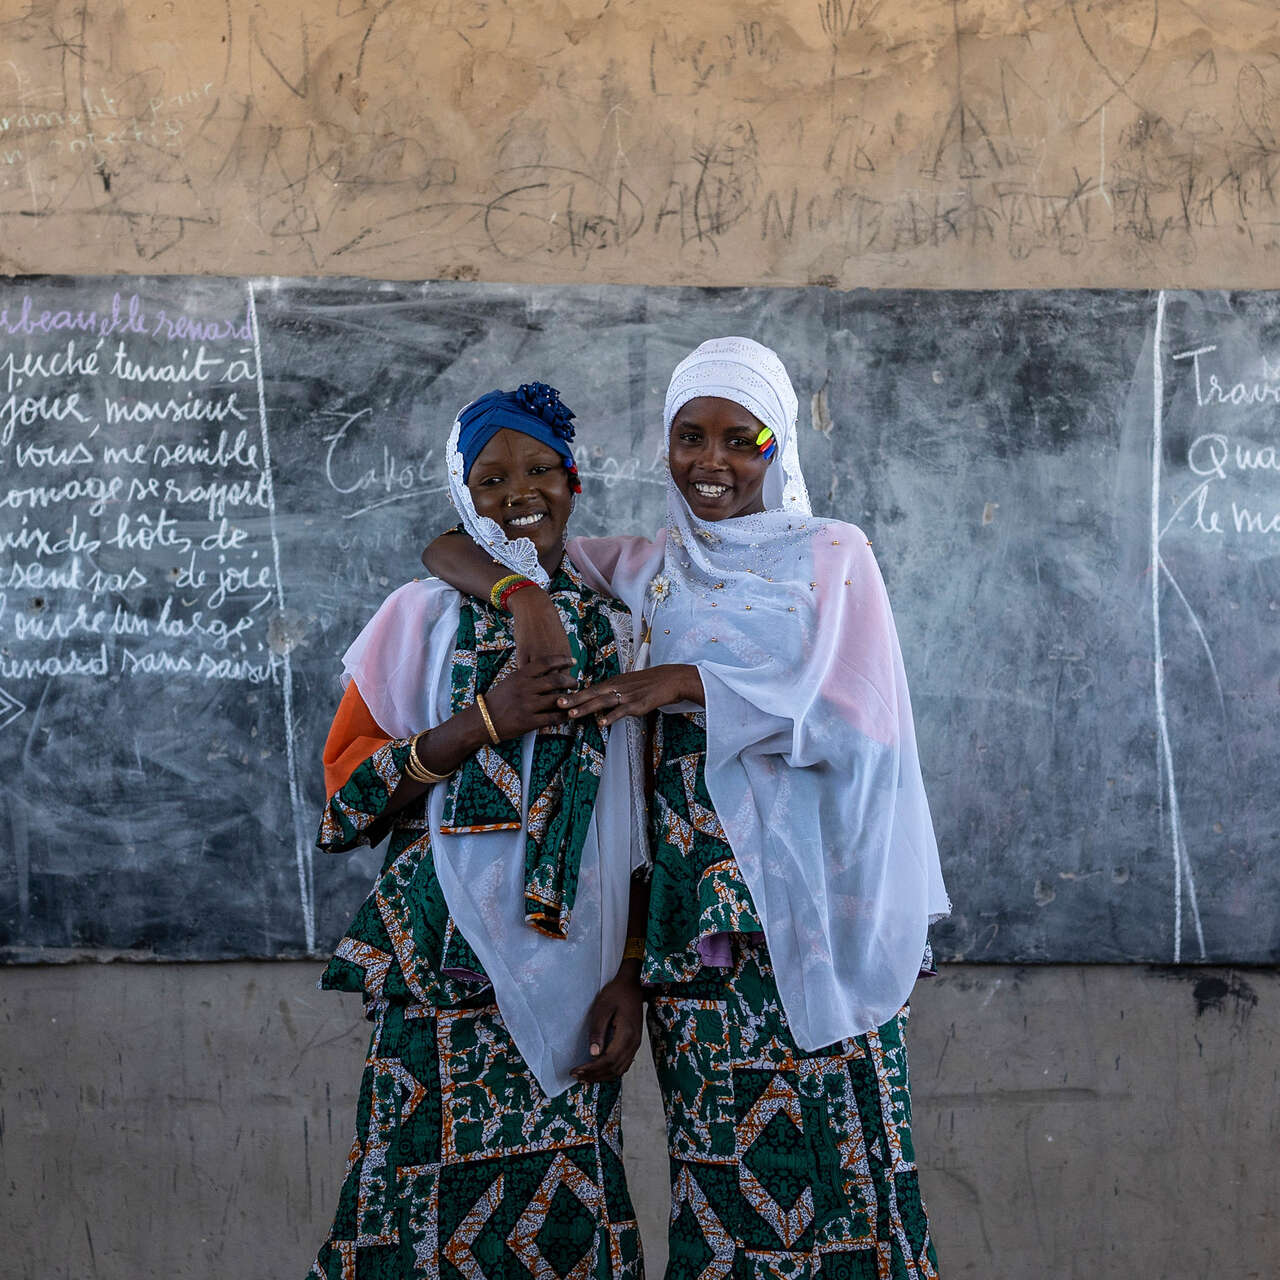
489, 573, 531, 610
622, 936, 645, 962
498, 577, 536, 610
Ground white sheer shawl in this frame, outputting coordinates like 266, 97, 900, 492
334, 404, 645, 1097
339, 579, 644, 1097
569, 336, 949, 1048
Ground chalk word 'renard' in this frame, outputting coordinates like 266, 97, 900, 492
0, 643, 108, 678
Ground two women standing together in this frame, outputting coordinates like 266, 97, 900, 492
307, 338, 950, 1279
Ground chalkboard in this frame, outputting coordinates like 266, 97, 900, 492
1, 278, 1276, 964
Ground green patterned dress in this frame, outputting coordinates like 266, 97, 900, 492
642, 710, 939, 1280
307, 570, 643, 1280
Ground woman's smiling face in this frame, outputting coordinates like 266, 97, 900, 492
466, 428, 573, 573
667, 396, 773, 522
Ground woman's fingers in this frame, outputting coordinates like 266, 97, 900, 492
571, 1039, 638, 1081
558, 685, 628, 715
523, 657, 576, 683
556, 683, 608, 709
561, 686, 641, 728
578, 1024, 640, 1080
569, 985, 644, 1081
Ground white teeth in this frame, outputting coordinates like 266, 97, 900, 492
507, 513, 545, 527
693, 483, 729, 497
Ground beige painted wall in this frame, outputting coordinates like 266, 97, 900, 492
3, 1, 1280, 287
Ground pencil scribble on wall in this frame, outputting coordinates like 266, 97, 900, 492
3, 1, 1280, 285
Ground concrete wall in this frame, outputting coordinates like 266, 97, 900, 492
2, 961, 1275, 1279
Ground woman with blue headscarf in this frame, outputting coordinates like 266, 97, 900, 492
306, 383, 649, 1280
423, 340, 950, 1279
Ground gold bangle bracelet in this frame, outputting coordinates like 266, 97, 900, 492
404, 733, 452, 786
622, 936, 645, 962
474, 692, 501, 746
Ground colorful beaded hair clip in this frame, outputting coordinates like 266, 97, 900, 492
756, 427, 777, 461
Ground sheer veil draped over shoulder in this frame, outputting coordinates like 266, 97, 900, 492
570, 336, 949, 1048
337, 401, 646, 1097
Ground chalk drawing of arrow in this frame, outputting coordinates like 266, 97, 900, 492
0, 685, 26, 731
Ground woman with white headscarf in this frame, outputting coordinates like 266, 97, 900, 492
423, 340, 950, 1279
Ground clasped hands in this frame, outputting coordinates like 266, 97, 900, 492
486, 587, 697, 737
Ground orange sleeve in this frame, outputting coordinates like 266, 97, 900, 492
322, 681, 395, 797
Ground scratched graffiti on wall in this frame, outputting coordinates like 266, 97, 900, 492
2, 2, 1280, 285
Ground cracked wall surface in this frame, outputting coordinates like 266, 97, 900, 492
3, 0, 1279, 286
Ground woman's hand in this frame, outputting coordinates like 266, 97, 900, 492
570, 970, 645, 1082
481, 658, 577, 740
509, 587, 573, 669
557, 664, 703, 728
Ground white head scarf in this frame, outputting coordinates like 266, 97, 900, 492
572, 336, 949, 1048
664, 334, 810, 515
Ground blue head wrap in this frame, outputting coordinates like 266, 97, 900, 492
457, 382, 580, 492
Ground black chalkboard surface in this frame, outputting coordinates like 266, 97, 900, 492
0, 278, 1276, 964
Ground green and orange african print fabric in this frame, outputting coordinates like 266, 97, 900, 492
439, 561, 622, 939
642, 709, 938, 1279
642, 710, 763, 985
307, 998, 642, 1280
311, 568, 639, 1278
647, 945, 938, 1280
315, 561, 626, 1005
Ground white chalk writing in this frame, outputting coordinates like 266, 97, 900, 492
0, 290, 287, 691
1168, 346, 1280, 546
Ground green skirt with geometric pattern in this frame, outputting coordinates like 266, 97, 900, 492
645, 942, 938, 1280
307, 996, 643, 1280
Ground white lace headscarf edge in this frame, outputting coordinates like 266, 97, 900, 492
445, 416, 565, 587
